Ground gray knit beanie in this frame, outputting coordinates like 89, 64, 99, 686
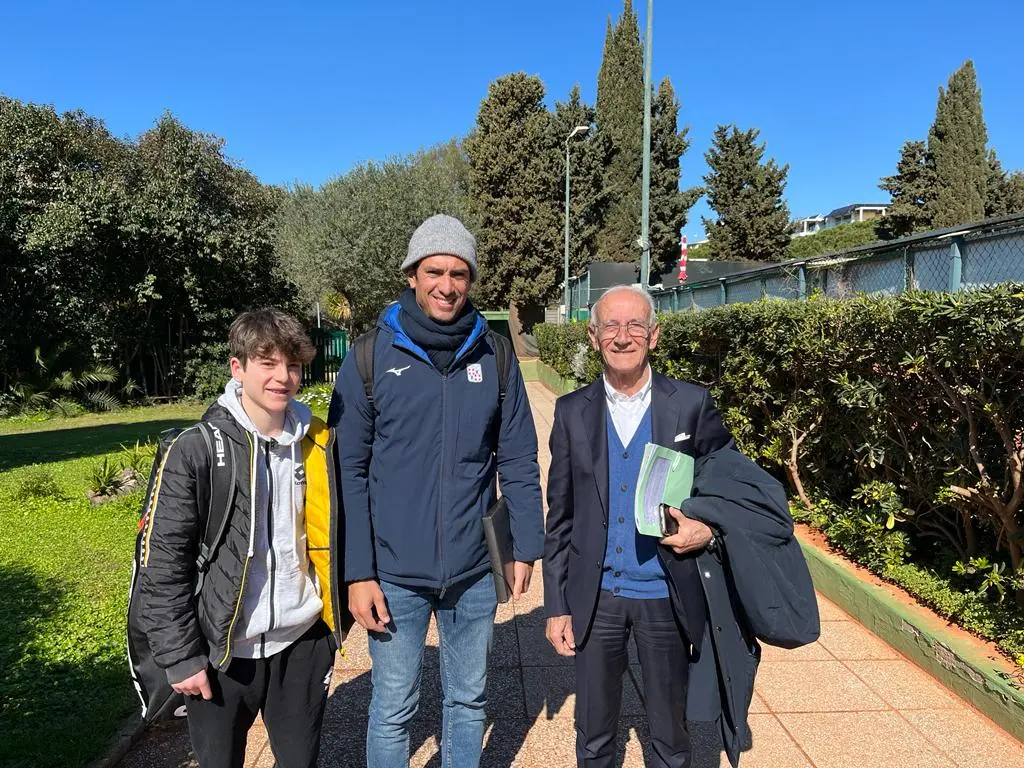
401, 214, 478, 279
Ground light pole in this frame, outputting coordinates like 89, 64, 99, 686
564, 124, 590, 322
639, 0, 654, 289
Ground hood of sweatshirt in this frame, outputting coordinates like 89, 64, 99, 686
214, 379, 322, 659
216, 379, 311, 448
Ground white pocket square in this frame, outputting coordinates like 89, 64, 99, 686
674, 432, 691, 442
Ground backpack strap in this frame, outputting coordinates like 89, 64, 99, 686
195, 422, 237, 577
489, 331, 512, 404
353, 327, 380, 419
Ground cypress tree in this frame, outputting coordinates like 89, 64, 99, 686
927, 60, 989, 228
595, 0, 643, 262
649, 77, 701, 278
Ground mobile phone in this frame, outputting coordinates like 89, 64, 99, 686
659, 504, 679, 536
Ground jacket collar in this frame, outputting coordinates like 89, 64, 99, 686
380, 302, 488, 367
580, 369, 680, 520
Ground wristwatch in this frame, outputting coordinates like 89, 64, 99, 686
706, 532, 719, 552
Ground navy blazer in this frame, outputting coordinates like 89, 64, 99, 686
543, 372, 735, 647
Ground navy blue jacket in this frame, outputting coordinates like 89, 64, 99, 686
677, 446, 820, 767
543, 372, 735, 647
332, 303, 544, 589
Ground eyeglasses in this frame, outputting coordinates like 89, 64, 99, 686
596, 320, 651, 340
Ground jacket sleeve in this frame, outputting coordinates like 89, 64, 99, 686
135, 434, 208, 683
495, 354, 545, 563
332, 349, 377, 583
543, 398, 574, 617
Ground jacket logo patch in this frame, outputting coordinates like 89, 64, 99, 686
294, 465, 307, 486
467, 363, 483, 383
386, 365, 411, 376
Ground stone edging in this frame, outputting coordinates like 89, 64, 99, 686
89, 712, 145, 768
800, 537, 1024, 741
529, 360, 578, 394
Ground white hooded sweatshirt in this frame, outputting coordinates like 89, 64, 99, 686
217, 379, 323, 659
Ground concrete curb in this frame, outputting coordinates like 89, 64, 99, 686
799, 536, 1024, 742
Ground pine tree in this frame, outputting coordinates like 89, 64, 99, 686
595, 0, 644, 262
465, 73, 561, 309
551, 85, 609, 280
877, 140, 933, 239
1001, 172, 1024, 215
649, 78, 702, 278
928, 60, 989, 228
985, 150, 1024, 217
702, 125, 791, 262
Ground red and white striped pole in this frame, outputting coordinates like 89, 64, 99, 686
678, 234, 688, 283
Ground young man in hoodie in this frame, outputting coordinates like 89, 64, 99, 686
134, 309, 349, 768
330, 214, 545, 768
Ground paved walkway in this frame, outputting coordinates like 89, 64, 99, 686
122, 382, 1024, 767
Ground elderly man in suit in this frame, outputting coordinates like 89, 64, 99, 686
543, 284, 735, 768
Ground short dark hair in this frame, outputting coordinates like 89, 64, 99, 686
228, 309, 316, 367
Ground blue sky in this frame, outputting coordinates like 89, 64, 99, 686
3, 0, 1023, 239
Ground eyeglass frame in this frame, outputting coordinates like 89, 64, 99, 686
593, 319, 655, 341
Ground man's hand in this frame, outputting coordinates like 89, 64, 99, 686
512, 561, 534, 601
348, 579, 390, 632
660, 506, 714, 555
171, 668, 213, 700
545, 615, 576, 656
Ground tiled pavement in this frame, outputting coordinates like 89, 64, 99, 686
121, 382, 1024, 768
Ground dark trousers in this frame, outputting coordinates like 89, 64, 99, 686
186, 620, 335, 768
575, 591, 691, 768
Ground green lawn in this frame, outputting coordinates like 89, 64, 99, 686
0, 404, 204, 768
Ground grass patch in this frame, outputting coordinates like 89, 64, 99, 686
0, 402, 207, 471
0, 404, 204, 767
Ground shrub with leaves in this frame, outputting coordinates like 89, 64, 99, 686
88, 458, 127, 501
119, 440, 157, 476
16, 467, 65, 501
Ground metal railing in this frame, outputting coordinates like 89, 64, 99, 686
566, 213, 1024, 317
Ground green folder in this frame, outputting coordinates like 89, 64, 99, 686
634, 443, 695, 537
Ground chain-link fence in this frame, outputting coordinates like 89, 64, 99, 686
568, 213, 1024, 318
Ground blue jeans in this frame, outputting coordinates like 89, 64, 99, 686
366, 571, 497, 768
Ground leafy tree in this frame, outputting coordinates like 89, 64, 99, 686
465, 73, 561, 309
0, 98, 142, 395
0, 98, 293, 401
275, 139, 475, 332
877, 140, 932, 239
595, 0, 644, 263
927, 60, 989, 228
702, 125, 791, 262
126, 114, 292, 396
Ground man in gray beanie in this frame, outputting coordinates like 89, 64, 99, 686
329, 214, 544, 768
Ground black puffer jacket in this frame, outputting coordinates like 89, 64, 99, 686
134, 404, 349, 683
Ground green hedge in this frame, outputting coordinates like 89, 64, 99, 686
536, 285, 1024, 662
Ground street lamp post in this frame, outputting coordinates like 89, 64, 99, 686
639, 0, 654, 289
564, 124, 590, 322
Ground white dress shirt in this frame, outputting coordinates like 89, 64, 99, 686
603, 366, 653, 447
